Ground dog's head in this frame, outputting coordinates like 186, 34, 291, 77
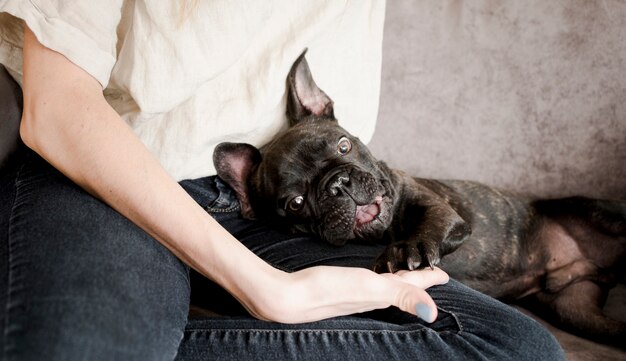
214, 51, 397, 245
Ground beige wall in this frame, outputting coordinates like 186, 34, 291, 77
370, 1, 626, 200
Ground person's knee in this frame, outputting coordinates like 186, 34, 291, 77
485, 310, 566, 361
434, 282, 565, 361
516, 315, 565, 360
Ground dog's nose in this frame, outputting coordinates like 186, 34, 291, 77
327, 172, 350, 196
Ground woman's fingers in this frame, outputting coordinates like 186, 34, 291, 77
385, 267, 449, 289
273, 266, 447, 324
381, 267, 449, 322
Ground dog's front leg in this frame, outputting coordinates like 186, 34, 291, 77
373, 201, 471, 273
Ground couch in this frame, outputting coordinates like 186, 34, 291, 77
370, 2, 625, 360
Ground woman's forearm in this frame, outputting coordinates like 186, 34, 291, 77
19, 27, 284, 318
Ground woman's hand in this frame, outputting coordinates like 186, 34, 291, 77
244, 266, 449, 324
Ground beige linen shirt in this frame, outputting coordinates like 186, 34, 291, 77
0, 0, 385, 180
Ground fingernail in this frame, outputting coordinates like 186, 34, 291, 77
415, 304, 434, 323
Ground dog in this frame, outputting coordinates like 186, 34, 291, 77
213, 51, 626, 345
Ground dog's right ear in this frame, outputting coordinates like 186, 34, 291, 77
213, 142, 261, 219
286, 49, 335, 126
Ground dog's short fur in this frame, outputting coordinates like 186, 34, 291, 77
214, 51, 626, 345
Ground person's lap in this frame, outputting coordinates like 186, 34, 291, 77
179, 175, 564, 360
0, 147, 565, 360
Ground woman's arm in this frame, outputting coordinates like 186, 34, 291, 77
20, 26, 447, 323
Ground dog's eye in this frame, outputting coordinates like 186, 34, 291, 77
337, 137, 352, 155
287, 195, 305, 212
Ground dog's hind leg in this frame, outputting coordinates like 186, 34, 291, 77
525, 198, 626, 346
534, 197, 626, 284
523, 280, 626, 346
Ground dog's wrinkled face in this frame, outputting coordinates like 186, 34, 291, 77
214, 51, 396, 245
251, 120, 395, 245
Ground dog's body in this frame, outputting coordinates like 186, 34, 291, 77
214, 52, 626, 345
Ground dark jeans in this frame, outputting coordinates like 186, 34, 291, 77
0, 69, 565, 361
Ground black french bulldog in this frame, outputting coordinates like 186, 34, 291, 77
213, 51, 626, 345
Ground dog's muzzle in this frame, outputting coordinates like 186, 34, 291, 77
316, 166, 387, 245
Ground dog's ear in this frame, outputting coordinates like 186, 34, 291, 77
213, 142, 261, 219
286, 49, 335, 126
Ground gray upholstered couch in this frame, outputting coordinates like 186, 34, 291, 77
371, 2, 625, 360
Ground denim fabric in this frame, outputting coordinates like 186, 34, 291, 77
1, 149, 190, 361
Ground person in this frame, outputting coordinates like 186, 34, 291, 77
0, 1, 565, 360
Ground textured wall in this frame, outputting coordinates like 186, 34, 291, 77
369, 0, 626, 200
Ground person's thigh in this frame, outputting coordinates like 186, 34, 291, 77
181, 177, 565, 360
0, 149, 191, 361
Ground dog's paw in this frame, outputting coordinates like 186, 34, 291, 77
373, 240, 441, 273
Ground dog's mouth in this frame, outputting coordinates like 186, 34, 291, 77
315, 168, 395, 244
354, 196, 383, 228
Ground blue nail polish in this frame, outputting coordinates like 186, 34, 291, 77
415, 304, 433, 322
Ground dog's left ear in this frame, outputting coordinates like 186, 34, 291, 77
213, 142, 261, 219
286, 50, 335, 126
